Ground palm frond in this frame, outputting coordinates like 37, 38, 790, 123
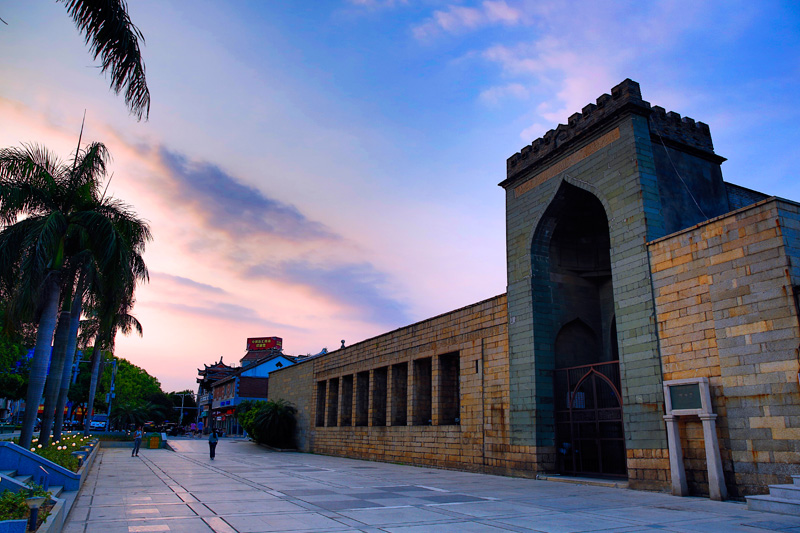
0, 144, 64, 222
58, 0, 150, 120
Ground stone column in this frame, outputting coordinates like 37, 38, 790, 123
407, 361, 416, 426
368, 370, 375, 427
700, 413, 727, 501
387, 367, 395, 427
432, 354, 441, 425
663, 414, 688, 496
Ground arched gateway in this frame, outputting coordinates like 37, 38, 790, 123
500, 79, 731, 485
531, 184, 625, 477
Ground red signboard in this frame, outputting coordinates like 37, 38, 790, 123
246, 336, 282, 351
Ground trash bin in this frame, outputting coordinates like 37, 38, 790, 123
146, 432, 163, 449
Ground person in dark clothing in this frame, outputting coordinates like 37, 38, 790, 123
132, 426, 143, 457
208, 429, 219, 460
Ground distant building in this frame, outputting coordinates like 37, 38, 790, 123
197, 337, 302, 434
196, 357, 236, 430
210, 349, 299, 434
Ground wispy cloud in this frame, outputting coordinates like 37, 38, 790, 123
151, 272, 228, 294
413, 1, 524, 40
474, 2, 720, 137
154, 300, 306, 331
157, 148, 335, 243
479, 82, 530, 105
247, 259, 411, 325
142, 144, 411, 328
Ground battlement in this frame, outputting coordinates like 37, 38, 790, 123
506, 79, 716, 179
648, 105, 713, 154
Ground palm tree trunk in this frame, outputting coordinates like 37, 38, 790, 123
53, 273, 86, 441
39, 309, 71, 446
19, 273, 62, 449
83, 338, 103, 436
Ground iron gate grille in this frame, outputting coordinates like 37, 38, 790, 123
554, 360, 627, 478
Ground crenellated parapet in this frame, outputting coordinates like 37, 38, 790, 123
506, 79, 717, 179
648, 105, 713, 154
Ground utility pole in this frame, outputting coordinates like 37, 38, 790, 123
105, 359, 117, 431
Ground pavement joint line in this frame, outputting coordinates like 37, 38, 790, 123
146, 448, 368, 518
106, 448, 379, 531
68, 441, 800, 533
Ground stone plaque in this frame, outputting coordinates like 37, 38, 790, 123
669, 383, 702, 410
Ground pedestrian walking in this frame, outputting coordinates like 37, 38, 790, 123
190, 421, 197, 437
198, 420, 204, 435
132, 426, 143, 457
209, 429, 219, 460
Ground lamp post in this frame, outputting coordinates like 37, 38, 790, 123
173, 392, 195, 427
105, 359, 117, 431
26, 495, 46, 531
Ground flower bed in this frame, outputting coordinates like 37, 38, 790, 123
14, 433, 97, 473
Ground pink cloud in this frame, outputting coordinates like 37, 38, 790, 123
413, 1, 524, 40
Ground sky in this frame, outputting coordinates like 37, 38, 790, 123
1, 1, 799, 393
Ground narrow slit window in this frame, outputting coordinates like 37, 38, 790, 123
439, 352, 460, 425
391, 363, 408, 426
413, 357, 432, 425
356, 371, 370, 426
372, 367, 388, 426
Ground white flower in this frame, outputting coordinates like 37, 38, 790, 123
30, 448, 35, 452
37, 444, 42, 448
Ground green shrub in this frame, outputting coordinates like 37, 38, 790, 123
0, 489, 27, 520
239, 399, 297, 449
0, 482, 51, 522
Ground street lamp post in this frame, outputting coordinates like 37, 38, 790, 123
173, 392, 195, 427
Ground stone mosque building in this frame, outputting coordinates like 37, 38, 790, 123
270, 79, 800, 499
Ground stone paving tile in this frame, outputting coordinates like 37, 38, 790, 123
223, 511, 352, 532
338, 506, 458, 526
495, 511, 644, 532
63, 438, 800, 533
382, 521, 517, 532
204, 499, 309, 515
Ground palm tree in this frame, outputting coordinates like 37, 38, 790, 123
51, 268, 89, 442
81, 294, 143, 436
54, 206, 148, 442
0, 141, 150, 449
59, 0, 150, 120
109, 400, 148, 428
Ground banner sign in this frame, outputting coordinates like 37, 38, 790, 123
246, 336, 283, 351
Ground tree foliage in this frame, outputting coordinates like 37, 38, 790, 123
238, 399, 297, 449
106, 356, 161, 407
0, 324, 29, 401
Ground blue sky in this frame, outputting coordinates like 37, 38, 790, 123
1, 1, 798, 391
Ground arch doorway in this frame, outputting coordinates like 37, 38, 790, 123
532, 183, 626, 478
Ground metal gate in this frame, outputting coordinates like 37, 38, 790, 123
554, 361, 627, 477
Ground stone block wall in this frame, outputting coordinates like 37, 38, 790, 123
650, 198, 800, 497
270, 295, 549, 476
268, 358, 314, 451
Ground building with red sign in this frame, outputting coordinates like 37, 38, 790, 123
196, 337, 302, 434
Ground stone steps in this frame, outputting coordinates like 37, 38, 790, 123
746, 476, 800, 516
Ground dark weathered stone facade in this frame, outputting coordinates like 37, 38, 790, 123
270, 80, 800, 498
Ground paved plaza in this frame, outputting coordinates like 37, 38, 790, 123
63, 437, 800, 532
